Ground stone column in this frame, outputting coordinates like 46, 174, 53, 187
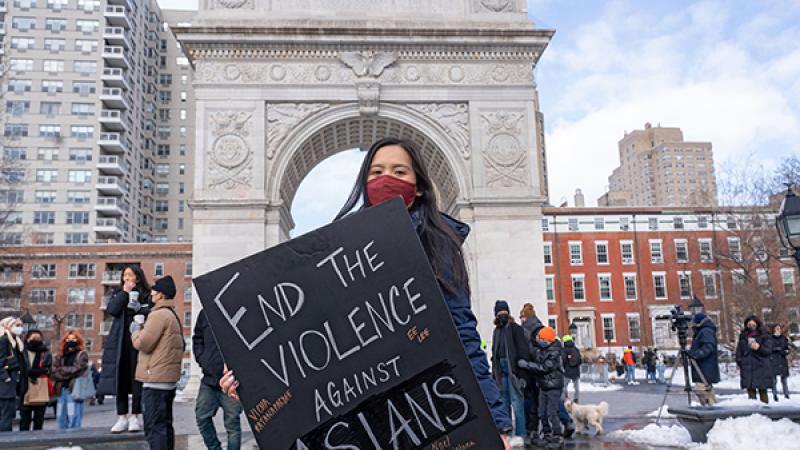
465, 100, 548, 341
185, 99, 268, 398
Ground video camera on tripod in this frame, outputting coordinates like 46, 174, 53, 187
669, 305, 694, 351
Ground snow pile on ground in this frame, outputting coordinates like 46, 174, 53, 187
611, 423, 692, 448
696, 414, 800, 450
614, 414, 800, 449
714, 393, 800, 407
646, 405, 675, 418
567, 382, 622, 393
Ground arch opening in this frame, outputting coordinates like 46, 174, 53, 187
279, 115, 462, 232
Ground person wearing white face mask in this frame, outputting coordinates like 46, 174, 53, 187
0, 316, 27, 431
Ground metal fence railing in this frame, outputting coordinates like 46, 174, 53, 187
579, 363, 609, 386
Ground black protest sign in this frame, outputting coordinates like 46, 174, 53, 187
192, 198, 503, 450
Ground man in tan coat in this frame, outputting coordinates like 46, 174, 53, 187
131, 276, 183, 450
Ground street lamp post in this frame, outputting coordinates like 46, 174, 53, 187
776, 184, 800, 268
20, 311, 35, 334
689, 295, 705, 316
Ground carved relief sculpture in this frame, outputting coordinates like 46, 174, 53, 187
480, 112, 528, 187
408, 104, 471, 159
338, 51, 398, 115
265, 103, 329, 159
476, 0, 516, 13
215, 0, 253, 8
208, 111, 254, 190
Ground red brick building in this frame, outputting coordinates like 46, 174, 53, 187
0, 243, 193, 368
542, 207, 799, 353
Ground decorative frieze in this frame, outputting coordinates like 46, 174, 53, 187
207, 111, 254, 190
480, 111, 528, 188
408, 104, 471, 159
265, 103, 330, 159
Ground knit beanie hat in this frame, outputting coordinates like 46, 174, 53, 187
562, 334, 573, 343
520, 303, 535, 319
151, 275, 176, 300
693, 312, 706, 324
537, 326, 556, 342
494, 300, 510, 316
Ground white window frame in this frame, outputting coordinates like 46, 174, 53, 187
620, 240, 635, 264
571, 274, 586, 302
782, 269, 796, 296
678, 271, 693, 299
595, 241, 609, 265
626, 313, 641, 342
702, 271, 718, 298
674, 239, 689, 263
569, 241, 583, 266
624, 273, 637, 301
653, 272, 667, 299
548, 315, 559, 335
727, 237, 742, 261
601, 313, 616, 343
650, 239, 664, 264
545, 275, 555, 303
543, 242, 553, 266
699, 238, 713, 262
598, 273, 612, 301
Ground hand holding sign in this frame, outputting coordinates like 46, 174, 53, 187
193, 199, 503, 449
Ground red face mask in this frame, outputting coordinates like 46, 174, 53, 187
366, 175, 417, 207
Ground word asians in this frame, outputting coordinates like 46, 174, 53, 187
296, 364, 473, 450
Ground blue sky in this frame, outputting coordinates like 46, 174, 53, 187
158, 0, 800, 233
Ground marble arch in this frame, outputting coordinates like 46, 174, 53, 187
175, 0, 553, 395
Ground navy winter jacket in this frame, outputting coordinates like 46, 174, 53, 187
410, 209, 512, 432
688, 317, 720, 384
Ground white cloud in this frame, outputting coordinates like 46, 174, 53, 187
539, 0, 800, 206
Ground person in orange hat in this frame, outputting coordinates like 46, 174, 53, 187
519, 326, 565, 447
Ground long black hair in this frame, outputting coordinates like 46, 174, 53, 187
742, 315, 764, 334
119, 264, 151, 295
335, 138, 469, 296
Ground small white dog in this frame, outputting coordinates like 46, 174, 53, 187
564, 399, 609, 435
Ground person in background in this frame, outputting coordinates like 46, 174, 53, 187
131, 275, 184, 450
91, 361, 103, 405
687, 313, 720, 405
623, 346, 637, 385
769, 324, 791, 401
0, 317, 25, 431
193, 309, 242, 450
519, 326, 565, 448
644, 348, 657, 383
98, 265, 152, 433
518, 303, 542, 437
491, 300, 530, 448
52, 331, 89, 429
736, 315, 773, 404
20, 329, 52, 431
561, 335, 581, 402
655, 349, 666, 384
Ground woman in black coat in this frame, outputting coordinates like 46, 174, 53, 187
97, 265, 151, 433
20, 329, 52, 431
736, 315, 773, 403
769, 324, 791, 401
0, 317, 27, 432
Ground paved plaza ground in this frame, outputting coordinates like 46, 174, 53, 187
4, 376, 760, 450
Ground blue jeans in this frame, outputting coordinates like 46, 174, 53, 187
499, 359, 526, 437
57, 387, 84, 429
625, 364, 635, 383
657, 364, 666, 383
195, 383, 243, 450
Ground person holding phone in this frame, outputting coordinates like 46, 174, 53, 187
736, 315, 773, 403
98, 265, 152, 433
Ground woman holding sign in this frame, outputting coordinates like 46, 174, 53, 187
221, 138, 513, 448
98, 265, 152, 433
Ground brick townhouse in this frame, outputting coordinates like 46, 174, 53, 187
0, 243, 193, 371
542, 206, 799, 353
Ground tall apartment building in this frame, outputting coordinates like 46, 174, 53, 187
599, 123, 717, 207
0, 0, 193, 246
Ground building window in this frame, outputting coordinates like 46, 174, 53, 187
6, 100, 31, 115
699, 239, 713, 262
650, 240, 663, 263
72, 81, 96, 94
154, 262, 164, 277
71, 125, 94, 139
627, 314, 641, 341
726, 216, 738, 230
66, 211, 90, 225
595, 242, 609, 264
37, 148, 59, 161
568, 218, 578, 231
67, 191, 90, 204
10, 37, 36, 50
32, 232, 53, 244
68, 170, 92, 183
30, 288, 56, 304
40, 101, 61, 115
3, 212, 23, 225
703, 272, 717, 298
8, 79, 33, 93
679, 272, 692, 299
594, 217, 604, 230
619, 217, 630, 231
33, 211, 56, 225
39, 125, 61, 138
541, 218, 549, 232
71, 103, 96, 116
648, 217, 659, 230
545, 276, 555, 303
185, 262, 193, 277
697, 216, 708, 228
598, 274, 612, 301
543, 242, 552, 265
675, 240, 688, 263
35, 169, 58, 183
569, 242, 583, 265
5, 124, 29, 138
653, 273, 667, 299
673, 217, 684, 230
42, 80, 64, 93
76, 19, 99, 32
84, 314, 94, 330
75, 39, 97, 53
782, 269, 796, 296
69, 148, 92, 161
35, 191, 57, 204
571, 275, 585, 301
620, 241, 634, 264
65, 232, 89, 245
68, 287, 95, 304
184, 286, 192, 302
728, 237, 741, 261
0, 233, 23, 245
43, 60, 65, 73
31, 264, 57, 279
12, 17, 36, 31
602, 315, 615, 342
69, 263, 96, 279
183, 311, 192, 327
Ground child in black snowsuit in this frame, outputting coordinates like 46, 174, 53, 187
519, 326, 565, 448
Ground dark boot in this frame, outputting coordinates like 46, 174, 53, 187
530, 432, 548, 448
562, 421, 575, 439
545, 433, 564, 449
